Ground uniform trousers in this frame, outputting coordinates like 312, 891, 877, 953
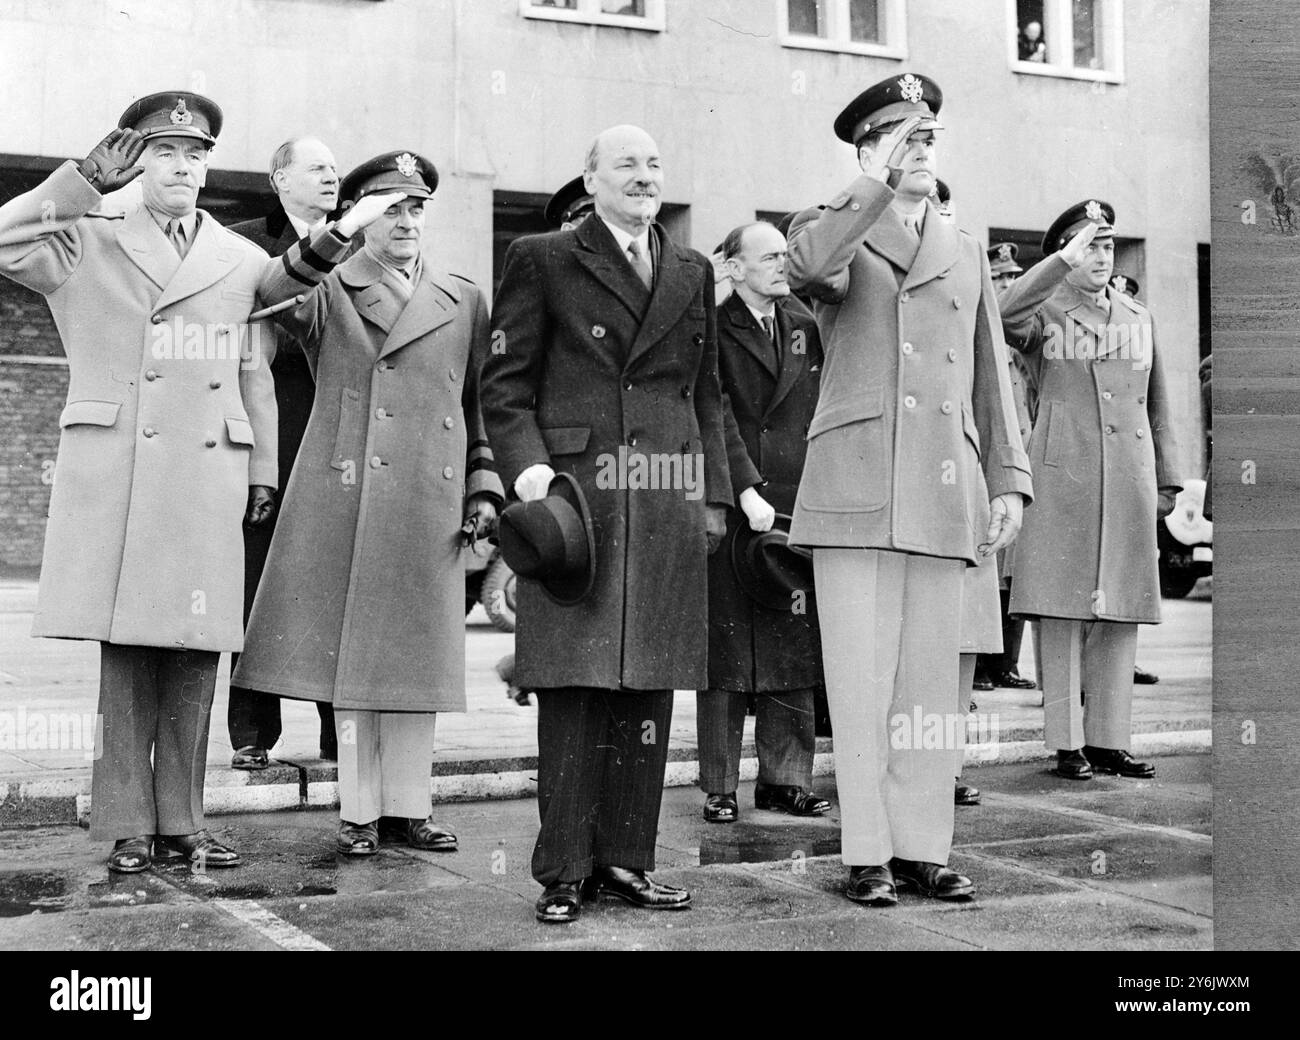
532, 687, 673, 887
335, 709, 437, 823
814, 548, 964, 866
696, 687, 816, 794
90, 643, 219, 841
977, 586, 1027, 680
1040, 618, 1138, 752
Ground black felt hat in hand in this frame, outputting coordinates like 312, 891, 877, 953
497, 473, 596, 606
730, 514, 816, 613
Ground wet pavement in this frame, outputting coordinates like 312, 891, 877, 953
0, 754, 1210, 951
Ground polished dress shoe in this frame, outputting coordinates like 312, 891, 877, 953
1133, 666, 1160, 685
890, 858, 974, 899
231, 745, 269, 770
587, 865, 692, 910
535, 879, 585, 923
108, 835, 152, 874
993, 669, 1037, 689
405, 816, 458, 851
954, 780, 981, 806
1054, 748, 1094, 781
156, 829, 242, 867
754, 783, 831, 816
845, 864, 897, 906
971, 673, 995, 692
703, 792, 738, 823
1083, 746, 1155, 778
337, 819, 380, 856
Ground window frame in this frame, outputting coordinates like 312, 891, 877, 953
519, 0, 666, 33
1007, 0, 1125, 84
778, 0, 908, 60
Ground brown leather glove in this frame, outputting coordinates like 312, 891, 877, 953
78, 129, 146, 193
245, 485, 276, 526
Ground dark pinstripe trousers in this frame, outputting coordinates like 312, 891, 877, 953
532, 687, 673, 886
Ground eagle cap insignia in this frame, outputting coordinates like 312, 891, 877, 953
998, 244, 1013, 263
395, 152, 417, 178
169, 99, 193, 125
898, 74, 924, 104
1085, 199, 1103, 221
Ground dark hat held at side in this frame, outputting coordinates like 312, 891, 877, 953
497, 473, 596, 607
118, 91, 223, 146
834, 72, 943, 146
1043, 198, 1115, 254
730, 514, 816, 613
340, 150, 439, 206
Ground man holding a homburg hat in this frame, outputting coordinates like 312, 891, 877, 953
0, 91, 278, 872
233, 150, 502, 855
1000, 200, 1182, 781
785, 74, 1033, 906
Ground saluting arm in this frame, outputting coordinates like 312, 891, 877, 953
785, 177, 894, 304
0, 162, 106, 294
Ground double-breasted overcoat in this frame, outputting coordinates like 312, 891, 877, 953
0, 162, 277, 651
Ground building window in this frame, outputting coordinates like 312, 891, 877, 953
1009, 0, 1123, 82
779, 0, 906, 59
520, 0, 664, 31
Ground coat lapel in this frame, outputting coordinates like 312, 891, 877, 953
378, 268, 461, 359
902, 204, 961, 289
626, 226, 698, 369
723, 294, 778, 379
339, 251, 396, 335
153, 211, 241, 311
765, 299, 806, 418
574, 215, 651, 323
1061, 283, 1109, 361
863, 205, 920, 276
114, 206, 180, 292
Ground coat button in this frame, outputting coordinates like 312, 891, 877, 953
210, 379, 222, 389
941, 401, 953, 414
902, 342, 914, 355
952, 297, 961, 309
904, 395, 917, 409
205, 437, 216, 448
143, 426, 156, 438
375, 408, 387, 419
145, 370, 158, 381
1102, 391, 1113, 400
370, 456, 382, 468
444, 417, 455, 429
850, 202, 861, 211
1137, 395, 1146, 404
376, 361, 389, 371
443, 466, 455, 479
681, 386, 691, 399
900, 291, 911, 302
625, 382, 633, 391
693, 333, 704, 346
449, 370, 458, 382
1136, 429, 1145, 438
761, 425, 770, 434
1105, 425, 1115, 435
947, 349, 957, 362
151, 314, 164, 324
592, 324, 606, 338
629, 435, 638, 447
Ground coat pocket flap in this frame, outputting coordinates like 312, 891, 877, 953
541, 426, 591, 456
224, 416, 256, 448
806, 389, 884, 440
59, 399, 122, 428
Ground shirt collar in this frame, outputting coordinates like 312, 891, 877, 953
285, 210, 326, 240
744, 299, 777, 325
600, 216, 651, 259
145, 207, 199, 240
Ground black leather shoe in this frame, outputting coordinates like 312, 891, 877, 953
703, 792, 738, 823
1133, 666, 1160, 685
406, 816, 458, 851
754, 783, 831, 816
337, 819, 379, 856
954, 780, 981, 806
231, 745, 269, 770
1054, 749, 1094, 781
993, 670, 1037, 689
155, 829, 242, 868
108, 835, 152, 873
535, 880, 585, 923
588, 865, 692, 910
1083, 746, 1156, 778
971, 676, 995, 692
846, 864, 897, 906
890, 858, 974, 900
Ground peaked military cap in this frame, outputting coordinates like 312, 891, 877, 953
1043, 199, 1115, 254
834, 72, 943, 146
340, 150, 439, 206
988, 242, 1023, 276
118, 91, 222, 146
544, 176, 595, 229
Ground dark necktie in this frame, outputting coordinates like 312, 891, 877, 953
165, 218, 188, 259
627, 239, 653, 291
761, 314, 781, 372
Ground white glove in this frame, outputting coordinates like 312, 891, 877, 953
739, 486, 776, 532
514, 463, 557, 503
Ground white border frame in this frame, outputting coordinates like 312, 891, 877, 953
778, 0, 908, 60
1006, 0, 1125, 84
519, 0, 666, 33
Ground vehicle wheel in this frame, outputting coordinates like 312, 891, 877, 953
480, 555, 518, 633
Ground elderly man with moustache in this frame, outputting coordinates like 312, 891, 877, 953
786, 75, 1032, 906
0, 91, 277, 872
233, 151, 502, 854
225, 136, 342, 770
482, 125, 731, 924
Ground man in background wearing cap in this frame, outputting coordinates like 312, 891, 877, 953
544, 175, 595, 231
0, 91, 278, 872
786, 74, 1033, 907
1001, 201, 1183, 781
233, 151, 502, 855
225, 136, 343, 771
697, 220, 829, 825
482, 124, 731, 924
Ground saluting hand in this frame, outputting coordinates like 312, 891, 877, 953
335, 191, 409, 238
859, 114, 926, 189
246, 485, 276, 527
980, 492, 1024, 558
1059, 221, 1099, 269
79, 128, 146, 193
